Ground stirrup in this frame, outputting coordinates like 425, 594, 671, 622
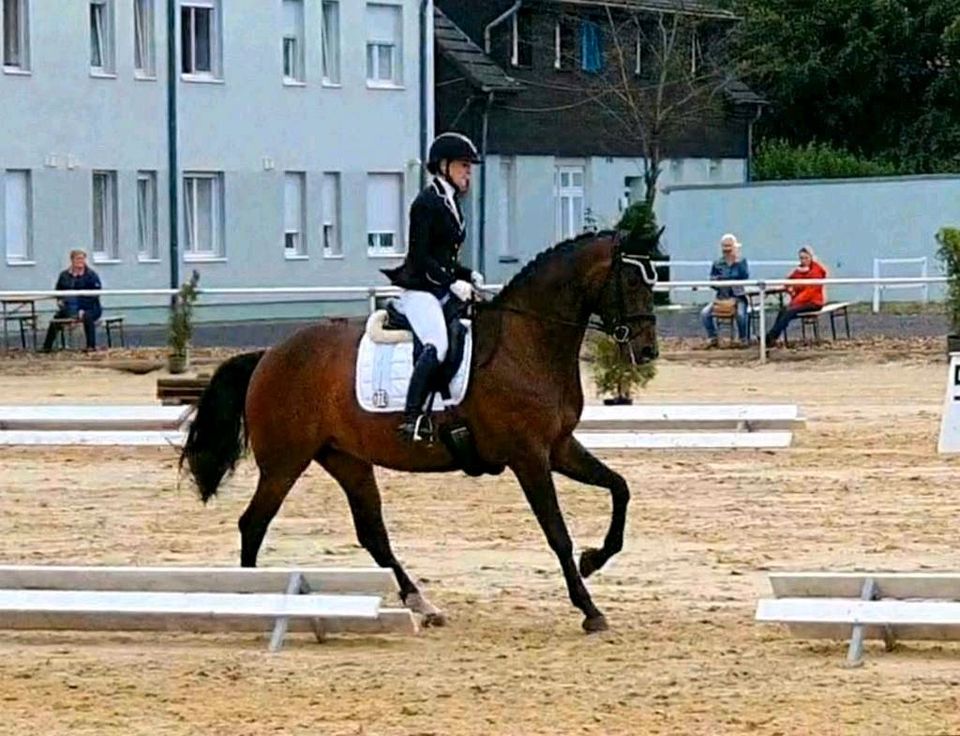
399, 413, 434, 443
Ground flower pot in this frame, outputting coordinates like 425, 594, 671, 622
603, 396, 633, 406
167, 351, 190, 375
948, 334, 960, 355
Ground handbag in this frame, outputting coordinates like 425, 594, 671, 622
711, 298, 738, 319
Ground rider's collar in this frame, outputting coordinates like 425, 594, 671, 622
432, 176, 463, 228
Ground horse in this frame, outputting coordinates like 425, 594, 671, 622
180, 228, 660, 633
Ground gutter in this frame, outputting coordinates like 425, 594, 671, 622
746, 103, 763, 183
166, 0, 179, 292
484, 1, 522, 54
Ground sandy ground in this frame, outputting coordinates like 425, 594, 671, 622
0, 349, 958, 735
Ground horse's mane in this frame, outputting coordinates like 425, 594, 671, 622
491, 229, 617, 305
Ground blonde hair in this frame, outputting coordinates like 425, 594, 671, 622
69, 249, 87, 260
799, 245, 815, 260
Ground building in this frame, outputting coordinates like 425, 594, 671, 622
0, 0, 432, 322
433, 0, 765, 284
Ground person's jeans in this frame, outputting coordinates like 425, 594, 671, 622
701, 299, 749, 342
42, 306, 101, 350
765, 305, 819, 344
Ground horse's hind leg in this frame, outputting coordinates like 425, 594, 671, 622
316, 448, 446, 627
551, 435, 630, 579
238, 464, 306, 567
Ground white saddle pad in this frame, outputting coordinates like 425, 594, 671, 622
355, 318, 473, 413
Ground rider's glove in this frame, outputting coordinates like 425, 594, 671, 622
450, 280, 473, 302
470, 271, 485, 289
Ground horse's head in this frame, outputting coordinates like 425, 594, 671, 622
595, 228, 662, 364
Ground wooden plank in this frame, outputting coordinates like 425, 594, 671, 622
0, 590, 382, 619
575, 431, 793, 449
756, 598, 960, 642
0, 607, 419, 635
769, 572, 960, 601
0, 566, 398, 596
0, 405, 192, 431
0, 431, 186, 446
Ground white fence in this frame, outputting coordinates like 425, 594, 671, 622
872, 257, 929, 313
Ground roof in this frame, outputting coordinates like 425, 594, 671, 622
434, 8, 521, 93
542, 0, 738, 21
724, 79, 768, 106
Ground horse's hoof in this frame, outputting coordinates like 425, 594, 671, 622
422, 611, 447, 628
579, 547, 603, 578
582, 614, 609, 633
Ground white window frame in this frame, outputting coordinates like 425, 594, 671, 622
92, 170, 120, 262
4, 170, 33, 265
181, 0, 221, 81
321, 0, 340, 85
691, 29, 702, 75
510, 9, 532, 68
183, 172, 225, 260
137, 171, 159, 262
2, 0, 30, 72
283, 172, 307, 259
555, 164, 585, 242
365, 3, 402, 88
322, 172, 342, 258
134, 0, 156, 78
90, 0, 116, 76
366, 172, 404, 258
497, 158, 516, 262
282, 0, 305, 84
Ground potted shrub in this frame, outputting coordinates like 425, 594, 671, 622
167, 270, 200, 374
589, 333, 657, 405
936, 227, 960, 354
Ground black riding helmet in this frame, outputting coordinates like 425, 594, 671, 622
426, 132, 482, 174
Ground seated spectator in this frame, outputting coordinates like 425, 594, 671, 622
765, 245, 827, 347
41, 249, 103, 352
700, 233, 750, 348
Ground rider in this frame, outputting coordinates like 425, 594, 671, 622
381, 132, 484, 441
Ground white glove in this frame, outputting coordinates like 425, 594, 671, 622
450, 280, 473, 302
471, 271, 485, 289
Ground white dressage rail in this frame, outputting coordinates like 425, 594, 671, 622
756, 572, 960, 666
0, 565, 417, 651
0, 405, 191, 431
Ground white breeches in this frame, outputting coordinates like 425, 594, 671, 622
396, 290, 449, 361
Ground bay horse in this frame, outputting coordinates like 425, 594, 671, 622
180, 229, 660, 633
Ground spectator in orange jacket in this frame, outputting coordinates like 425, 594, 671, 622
765, 246, 827, 346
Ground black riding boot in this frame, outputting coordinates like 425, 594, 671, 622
398, 344, 440, 442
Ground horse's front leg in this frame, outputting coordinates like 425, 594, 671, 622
551, 435, 630, 579
510, 451, 608, 632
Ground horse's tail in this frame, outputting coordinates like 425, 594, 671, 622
179, 350, 266, 504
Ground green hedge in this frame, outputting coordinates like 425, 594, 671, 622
752, 139, 902, 181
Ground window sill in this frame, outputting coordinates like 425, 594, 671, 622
367, 251, 405, 259
322, 80, 342, 88
323, 253, 345, 260
6, 260, 36, 267
134, 73, 158, 81
284, 253, 309, 261
181, 74, 224, 84
283, 78, 306, 87
90, 70, 118, 79
137, 257, 161, 264
2, 67, 31, 76
184, 255, 227, 263
498, 256, 519, 263
366, 81, 405, 91
92, 258, 122, 265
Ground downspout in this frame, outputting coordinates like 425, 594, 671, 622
478, 92, 494, 275
166, 0, 179, 291
746, 104, 763, 183
484, 1, 522, 54
419, 0, 432, 189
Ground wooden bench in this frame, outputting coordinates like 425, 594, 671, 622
48, 314, 126, 350
794, 302, 852, 345
5, 313, 37, 350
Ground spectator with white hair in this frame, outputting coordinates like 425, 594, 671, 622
700, 233, 750, 348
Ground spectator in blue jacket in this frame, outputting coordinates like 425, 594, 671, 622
700, 233, 750, 347
41, 250, 103, 352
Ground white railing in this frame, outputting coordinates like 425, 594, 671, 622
0, 275, 950, 364
872, 257, 929, 313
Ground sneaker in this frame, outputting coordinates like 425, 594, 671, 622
706, 338, 719, 349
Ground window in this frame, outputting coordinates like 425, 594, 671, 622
511, 8, 532, 67
183, 173, 224, 258
283, 172, 306, 257
90, 0, 115, 74
4, 170, 31, 263
322, 172, 341, 257
181, 0, 220, 78
321, 1, 340, 84
2, 0, 29, 70
366, 173, 402, 255
635, 25, 655, 78
92, 171, 119, 260
137, 171, 158, 260
134, 0, 155, 76
555, 165, 584, 241
497, 159, 516, 260
366, 3, 401, 86
282, 0, 304, 83
580, 20, 603, 73
554, 18, 575, 70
